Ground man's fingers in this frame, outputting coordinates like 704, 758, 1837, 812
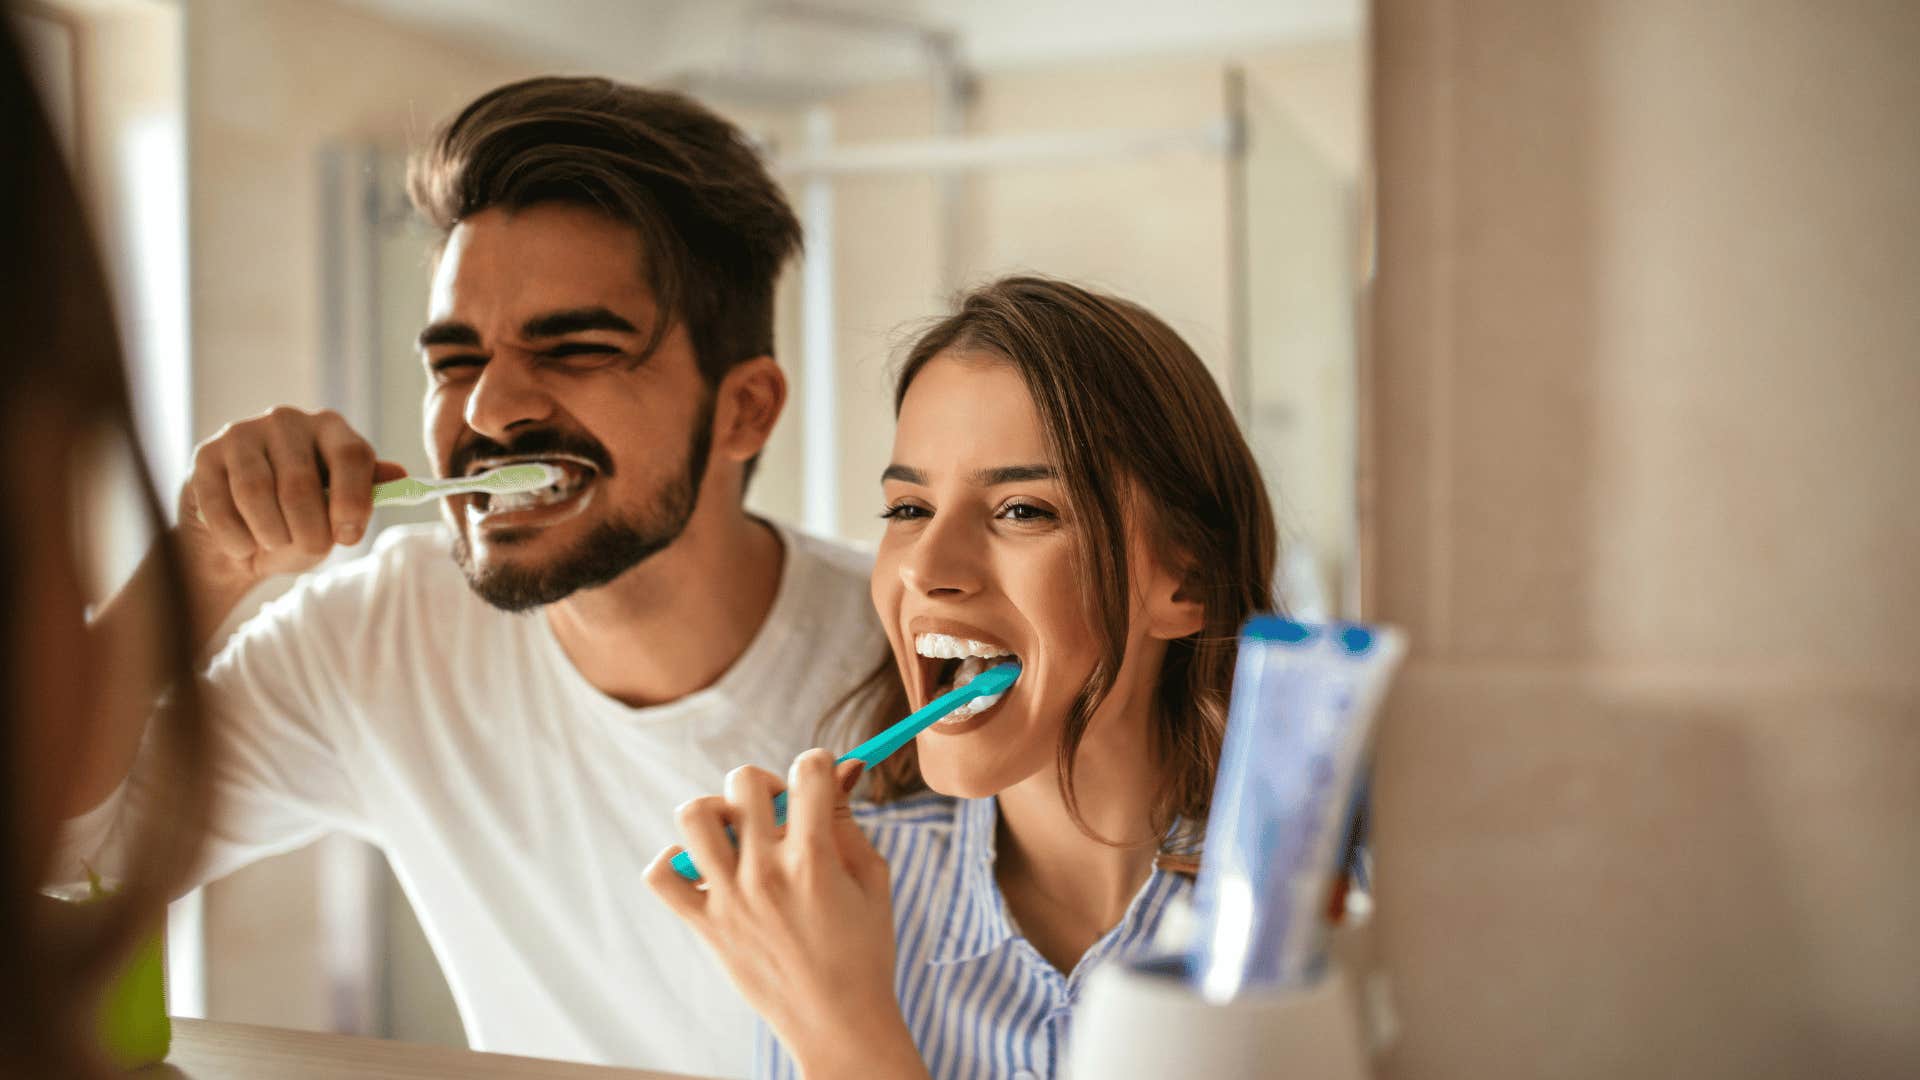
225, 445, 293, 552
372, 459, 409, 484
262, 417, 332, 556
315, 414, 377, 546
675, 795, 739, 887
189, 461, 256, 560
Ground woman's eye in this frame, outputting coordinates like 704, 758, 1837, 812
879, 504, 931, 521
998, 502, 1057, 523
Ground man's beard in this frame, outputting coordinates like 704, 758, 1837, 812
451, 401, 714, 613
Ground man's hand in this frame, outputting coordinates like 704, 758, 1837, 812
177, 407, 406, 595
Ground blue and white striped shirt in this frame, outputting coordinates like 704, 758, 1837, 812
757, 792, 1191, 1080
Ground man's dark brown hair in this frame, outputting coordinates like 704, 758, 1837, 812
408, 76, 802, 385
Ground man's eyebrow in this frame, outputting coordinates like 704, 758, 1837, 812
881, 464, 924, 484
417, 321, 481, 349
521, 306, 639, 339
973, 464, 1055, 485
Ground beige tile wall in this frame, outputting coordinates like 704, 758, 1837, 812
1368, 2, 1920, 1077
759, 40, 1365, 548
185, 0, 550, 1033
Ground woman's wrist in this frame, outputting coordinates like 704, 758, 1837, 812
791, 1015, 927, 1080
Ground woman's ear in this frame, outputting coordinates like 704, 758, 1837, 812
714, 355, 788, 463
1143, 559, 1207, 641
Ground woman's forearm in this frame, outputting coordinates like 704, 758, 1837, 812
66, 534, 251, 817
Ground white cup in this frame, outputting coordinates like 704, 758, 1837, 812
1068, 956, 1373, 1080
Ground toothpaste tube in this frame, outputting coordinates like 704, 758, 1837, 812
1188, 617, 1405, 1001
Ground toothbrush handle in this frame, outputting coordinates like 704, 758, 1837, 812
667, 664, 1018, 883
372, 477, 441, 507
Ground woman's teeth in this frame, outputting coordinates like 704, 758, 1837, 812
914, 633, 1015, 662
914, 633, 1017, 706
948, 690, 1005, 720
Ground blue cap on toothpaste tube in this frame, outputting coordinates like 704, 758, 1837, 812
1187, 616, 1405, 1002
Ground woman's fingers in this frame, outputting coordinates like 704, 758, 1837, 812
674, 795, 739, 887
644, 845, 706, 919
724, 764, 785, 848
784, 749, 840, 858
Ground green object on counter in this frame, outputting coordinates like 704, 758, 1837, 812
97, 921, 169, 1068
47, 868, 171, 1068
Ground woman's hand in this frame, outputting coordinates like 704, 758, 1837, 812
646, 749, 927, 1080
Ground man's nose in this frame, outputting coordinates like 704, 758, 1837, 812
463, 354, 554, 441
898, 509, 987, 599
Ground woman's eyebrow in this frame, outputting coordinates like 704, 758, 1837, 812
881, 464, 1054, 485
973, 464, 1054, 485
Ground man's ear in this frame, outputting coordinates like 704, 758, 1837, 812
1143, 559, 1207, 641
713, 355, 787, 463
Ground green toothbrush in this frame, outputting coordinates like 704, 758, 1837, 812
372, 462, 566, 506
191, 462, 566, 523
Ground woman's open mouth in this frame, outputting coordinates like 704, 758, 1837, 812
914, 632, 1019, 731
463, 455, 599, 530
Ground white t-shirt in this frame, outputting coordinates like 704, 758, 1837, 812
60, 521, 886, 1077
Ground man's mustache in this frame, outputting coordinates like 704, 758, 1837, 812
447, 428, 615, 478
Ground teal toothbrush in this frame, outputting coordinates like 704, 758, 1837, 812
670, 661, 1021, 882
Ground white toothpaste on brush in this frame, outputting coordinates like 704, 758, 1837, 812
1187, 616, 1405, 1001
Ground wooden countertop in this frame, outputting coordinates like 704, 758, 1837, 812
144, 1019, 704, 1079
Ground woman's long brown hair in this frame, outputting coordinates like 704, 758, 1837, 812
826, 276, 1278, 857
0, 19, 212, 1079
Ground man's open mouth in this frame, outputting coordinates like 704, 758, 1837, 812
914, 632, 1019, 723
463, 454, 599, 526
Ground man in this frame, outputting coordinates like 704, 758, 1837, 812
63, 77, 884, 1076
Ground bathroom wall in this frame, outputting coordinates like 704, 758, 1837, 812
1368, 2, 1920, 1076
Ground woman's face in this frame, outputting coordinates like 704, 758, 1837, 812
871, 351, 1174, 798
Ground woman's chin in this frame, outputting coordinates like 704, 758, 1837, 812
912, 751, 1001, 800
913, 745, 1048, 801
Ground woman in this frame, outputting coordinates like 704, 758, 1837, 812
0, 18, 212, 1078
648, 276, 1275, 1079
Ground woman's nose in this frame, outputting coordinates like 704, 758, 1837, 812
898, 510, 987, 599
462, 354, 554, 441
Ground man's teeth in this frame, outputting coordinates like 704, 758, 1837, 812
485, 485, 573, 512
474, 463, 591, 514
914, 633, 1015, 661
